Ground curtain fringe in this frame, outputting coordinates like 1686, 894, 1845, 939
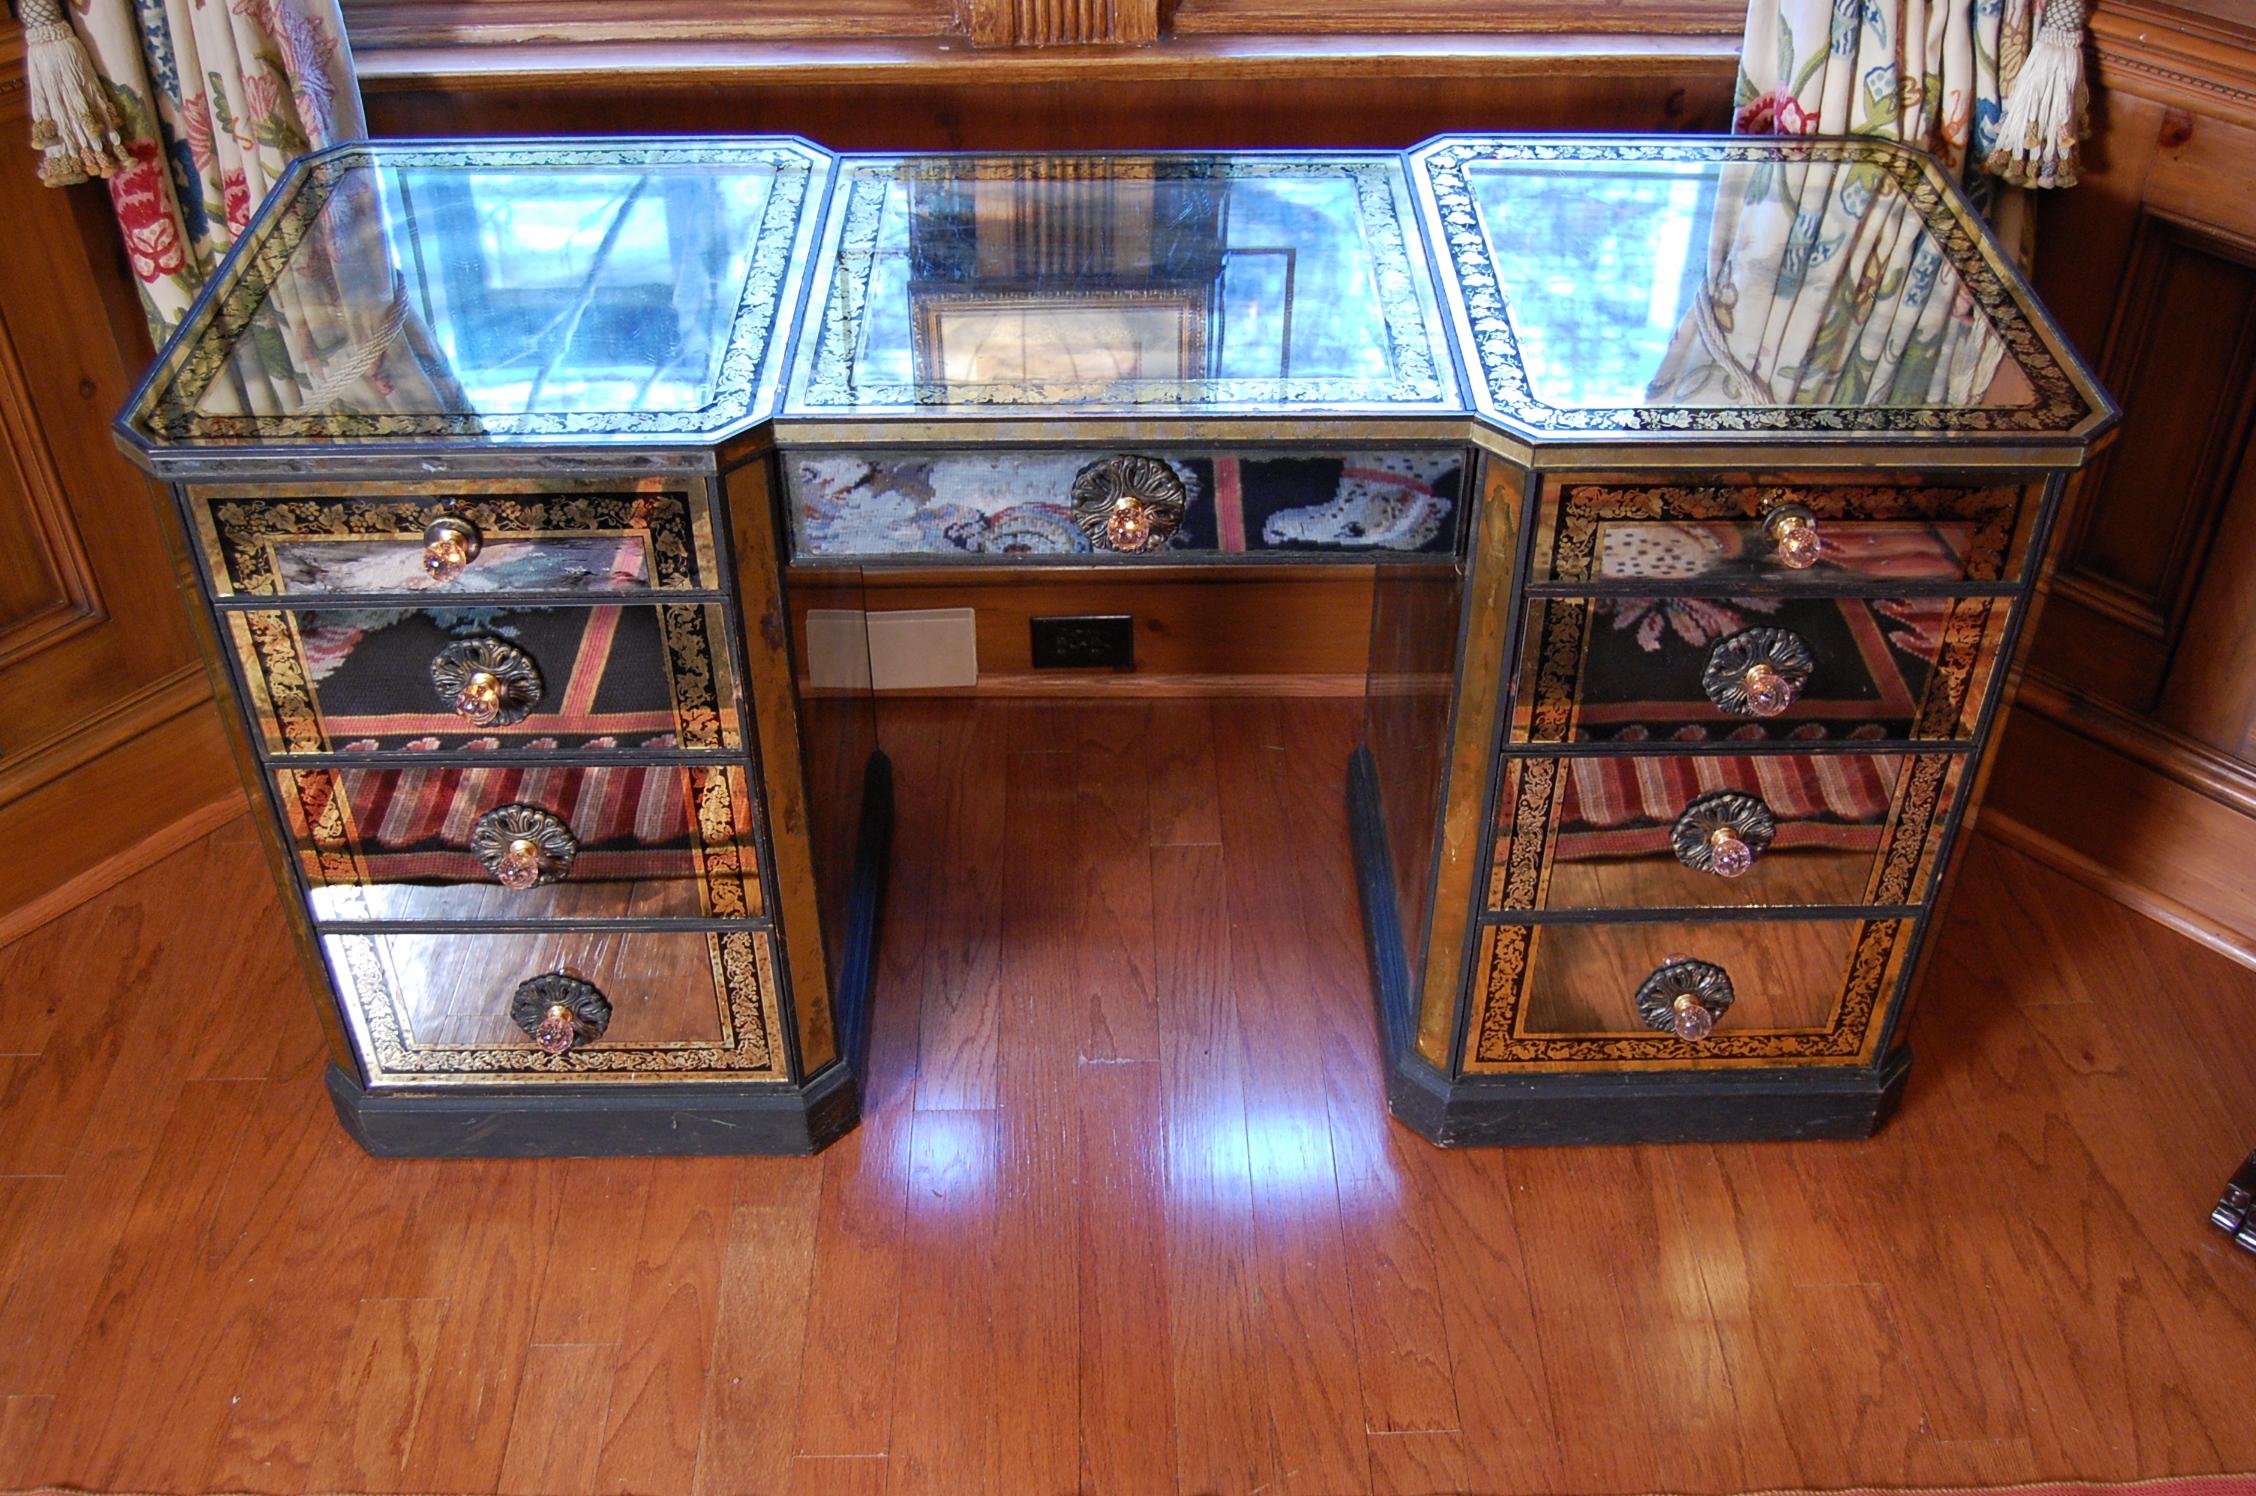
19, 0, 131, 186
1986, 0, 2089, 190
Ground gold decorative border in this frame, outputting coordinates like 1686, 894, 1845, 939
1465, 917, 1911, 1070
196, 483, 713, 598
276, 762, 765, 920
1486, 751, 1962, 913
1512, 593, 2006, 746
1534, 482, 2033, 585
229, 602, 738, 755
330, 927, 786, 1083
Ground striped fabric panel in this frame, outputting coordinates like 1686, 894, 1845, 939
1558, 754, 1894, 832
335, 766, 696, 852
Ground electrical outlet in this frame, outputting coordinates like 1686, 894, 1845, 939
1030, 614, 1135, 670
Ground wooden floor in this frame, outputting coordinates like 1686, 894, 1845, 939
2, 697, 2254, 1496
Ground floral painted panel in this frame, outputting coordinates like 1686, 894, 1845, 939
788, 450, 1465, 559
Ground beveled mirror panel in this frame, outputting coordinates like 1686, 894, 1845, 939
1490, 751, 1966, 912
323, 928, 789, 1084
279, 763, 765, 922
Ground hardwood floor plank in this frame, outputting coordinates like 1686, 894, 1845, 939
790, 1452, 889, 1496
1366, 1427, 1468, 1496
589, 1157, 737, 1495
885, 1107, 1001, 1496
527, 1159, 656, 1349
1076, 1057, 1177, 1495
497, 1342, 618, 1496
989, 738, 1085, 1496
1217, 702, 1373, 1496
1152, 842, 1276, 1496
0, 1395, 53, 1491
897, 699, 1007, 1112
307, 1296, 449, 1493
692, 1160, 824, 1496
1146, 697, 1224, 848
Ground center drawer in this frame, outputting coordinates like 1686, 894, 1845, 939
1489, 751, 1966, 912
227, 602, 741, 756
276, 763, 765, 922
785, 448, 1467, 560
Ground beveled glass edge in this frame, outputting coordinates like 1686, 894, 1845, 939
1407, 132, 2119, 447
116, 134, 838, 461
779, 149, 1469, 418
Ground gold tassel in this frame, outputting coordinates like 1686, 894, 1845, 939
19, 0, 130, 186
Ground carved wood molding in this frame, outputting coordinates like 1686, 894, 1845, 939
2091, 0, 2256, 129
960, 0, 1160, 45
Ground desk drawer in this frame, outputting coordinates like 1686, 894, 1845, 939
321, 928, 789, 1086
227, 602, 741, 757
1465, 917, 1914, 1070
277, 763, 764, 922
1508, 592, 2011, 745
786, 448, 1466, 560
1489, 751, 1966, 913
1529, 480, 2038, 588
192, 483, 722, 598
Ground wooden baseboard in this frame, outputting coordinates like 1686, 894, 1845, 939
0, 694, 245, 949
1984, 698, 2256, 972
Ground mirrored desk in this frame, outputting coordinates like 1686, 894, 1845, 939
119, 135, 2112, 1155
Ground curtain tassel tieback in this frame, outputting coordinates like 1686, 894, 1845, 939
300, 279, 412, 414
1986, 0, 2089, 190
18, 0, 130, 186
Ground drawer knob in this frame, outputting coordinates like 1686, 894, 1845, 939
422, 515, 482, 582
1671, 790, 1776, 878
1071, 455, 1188, 554
430, 637, 543, 726
1763, 502, 1822, 569
470, 804, 578, 890
510, 971, 613, 1056
1703, 627, 1815, 718
1636, 957, 1735, 1043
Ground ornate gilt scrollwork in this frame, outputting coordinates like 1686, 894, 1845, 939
1671, 790, 1777, 879
1702, 627, 1815, 718
470, 804, 578, 891
1070, 455, 1189, 553
429, 637, 543, 726
1635, 957, 1736, 1043
509, 971, 613, 1056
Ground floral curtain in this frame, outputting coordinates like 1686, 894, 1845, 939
1643, 0, 2092, 414
19, 0, 364, 337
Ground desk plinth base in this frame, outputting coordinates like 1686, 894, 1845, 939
1347, 745, 1911, 1147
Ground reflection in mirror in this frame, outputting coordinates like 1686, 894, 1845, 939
1467, 155, 2034, 411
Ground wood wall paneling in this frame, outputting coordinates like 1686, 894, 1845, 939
1994, 0, 2256, 965
0, 34, 240, 942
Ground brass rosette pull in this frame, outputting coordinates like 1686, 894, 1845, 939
1670, 790, 1777, 879
429, 637, 543, 726
1702, 627, 1816, 719
1636, 957, 1735, 1043
421, 514, 482, 582
470, 804, 578, 891
1762, 502, 1822, 570
510, 971, 613, 1056
1070, 455, 1189, 554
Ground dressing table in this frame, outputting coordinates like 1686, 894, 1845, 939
117, 134, 2113, 1155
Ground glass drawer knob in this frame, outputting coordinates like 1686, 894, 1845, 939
510, 972, 612, 1056
430, 637, 542, 727
1764, 503, 1822, 569
1702, 627, 1815, 719
471, 804, 578, 890
1636, 956, 1735, 1044
1671, 790, 1776, 877
1071, 456, 1188, 554
422, 515, 482, 582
